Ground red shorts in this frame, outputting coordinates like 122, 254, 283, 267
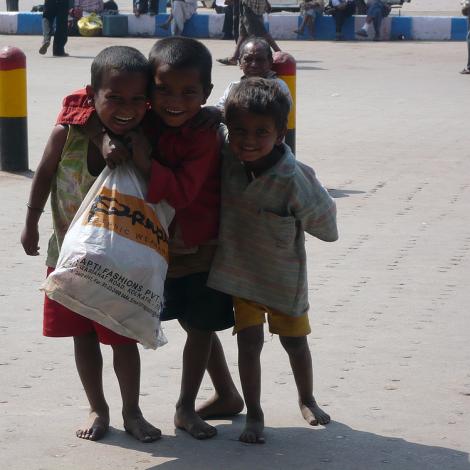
43, 267, 136, 345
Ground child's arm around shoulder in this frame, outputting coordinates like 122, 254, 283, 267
293, 162, 338, 242
21, 125, 68, 256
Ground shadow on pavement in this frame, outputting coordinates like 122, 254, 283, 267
328, 188, 366, 198
97, 421, 470, 470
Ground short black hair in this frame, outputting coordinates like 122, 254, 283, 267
91, 46, 150, 90
239, 37, 273, 63
225, 77, 291, 132
148, 37, 212, 90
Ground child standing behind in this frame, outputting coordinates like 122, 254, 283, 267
21, 46, 162, 443
208, 78, 338, 444
215, 37, 291, 112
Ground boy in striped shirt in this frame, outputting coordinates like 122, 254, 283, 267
208, 77, 338, 444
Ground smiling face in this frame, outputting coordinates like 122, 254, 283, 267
87, 69, 148, 136
227, 110, 285, 163
239, 42, 273, 78
150, 64, 210, 128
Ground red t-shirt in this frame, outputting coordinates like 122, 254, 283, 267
57, 89, 221, 248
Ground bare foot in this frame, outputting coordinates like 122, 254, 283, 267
123, 411, 162, 443
175, 406, 217, 440
196, 392, 244, 419
158, 22, 170, 30
76, 410, 109, 441
300, 399, 330, 426
239, 412, 265, 444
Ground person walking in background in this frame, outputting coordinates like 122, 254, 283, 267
461, 0, 470, 74
328, 0, 356, 41
355, 0, 391, 41
217, 0, 239, 41
74, 0, 104, 14
39, 0, 69, 57
217, 0, 280, 66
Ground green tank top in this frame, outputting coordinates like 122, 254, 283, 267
46, 125, 97, 267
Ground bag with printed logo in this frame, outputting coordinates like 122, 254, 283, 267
42, 162, 174, 349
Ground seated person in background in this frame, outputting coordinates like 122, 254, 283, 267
133, 0, 157, 16
294, 0, 324, 38
103, 0, 118, 12
68, 0, 104, 37
158, 0, 198, 35
74, 0, 103, 13
355, 0, 391, 40
328, 0, 356, 40
355, 0, 367, 14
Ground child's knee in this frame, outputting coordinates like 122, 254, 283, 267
237, 327, 264, 356
279, 335, 308, 356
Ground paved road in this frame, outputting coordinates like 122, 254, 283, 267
0, 37, 469, 470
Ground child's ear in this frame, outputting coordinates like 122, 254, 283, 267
85, 84, 94, 98
85, 85, 95, 104
276, 125, 288, 145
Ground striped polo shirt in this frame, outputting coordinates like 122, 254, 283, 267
208, 137, 338, 317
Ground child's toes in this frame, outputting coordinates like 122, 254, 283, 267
124, 415, 162, 443
300, 402, 331, 426
317, 412, 331, 425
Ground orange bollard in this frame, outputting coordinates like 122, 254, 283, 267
272, 51, 296, 154
0, 46, 28, 171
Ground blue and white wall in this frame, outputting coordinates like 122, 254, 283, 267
0, 11, 468, 41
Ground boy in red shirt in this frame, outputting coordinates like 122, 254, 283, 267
57, 38, 243, 439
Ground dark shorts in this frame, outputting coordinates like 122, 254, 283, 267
239, 4, 267, 37
162, 272, 234, 331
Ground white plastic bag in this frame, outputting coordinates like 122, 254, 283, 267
43, 162, 174, 349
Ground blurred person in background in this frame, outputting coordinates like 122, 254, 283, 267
39, 0, 69, 57
327, 0, 356, 41
355, 0, 391, 41
461, 0, 470, 74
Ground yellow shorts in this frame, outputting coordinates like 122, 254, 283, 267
233, 297, 311, 337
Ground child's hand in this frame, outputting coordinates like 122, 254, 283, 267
21, 225, 40, 256
126, 128, 152, 176
100, 133, 131, 169
191, 107, 223, 130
